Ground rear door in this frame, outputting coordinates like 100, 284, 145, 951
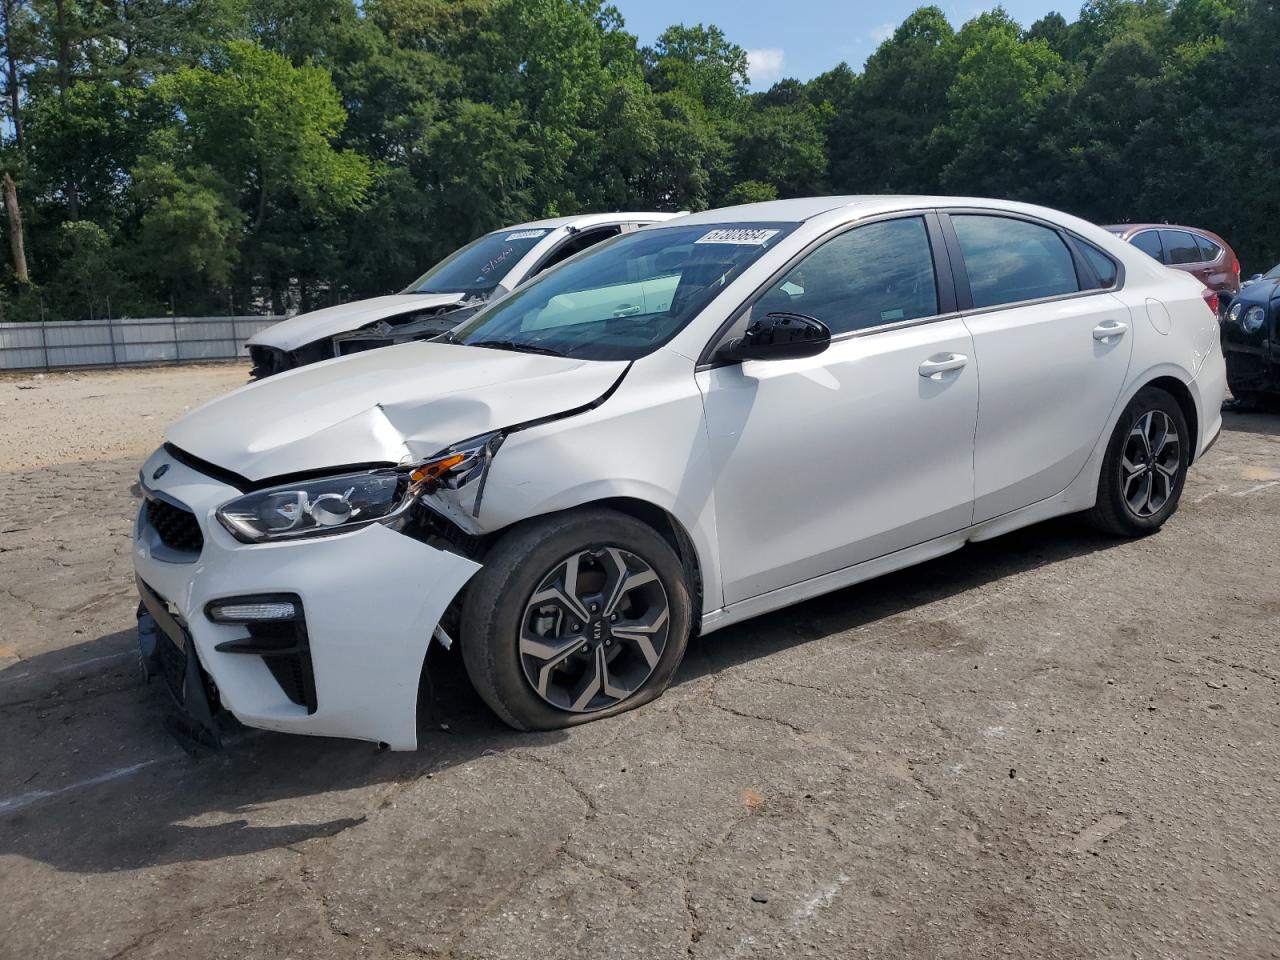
943, 211, 1134, 523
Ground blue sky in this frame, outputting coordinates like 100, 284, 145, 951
612, 1, 1077, 85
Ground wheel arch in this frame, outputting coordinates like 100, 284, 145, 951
588, 497, 705, 635
481, 496, 707, 636
1145, 374, 1200, 464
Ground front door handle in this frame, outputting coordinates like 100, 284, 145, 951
1092, 320, 1128, 341
918, 353, 968, 379
613, 303, 642, 317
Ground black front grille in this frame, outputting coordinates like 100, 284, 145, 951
147, 497, 204, 554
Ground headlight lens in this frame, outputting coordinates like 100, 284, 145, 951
1228, 301, 1243, 323
1242, 305, 1266, 334
215, 430, 505, 544
217, 470, 413, 543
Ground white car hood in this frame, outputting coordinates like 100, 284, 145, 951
166, 341, 628, 482
246, 293, 469, 353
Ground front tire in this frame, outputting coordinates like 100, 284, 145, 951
1087, 386, 1190, 537
460, 508, 692, 731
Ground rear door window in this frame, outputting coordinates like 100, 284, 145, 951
951, 215, 1080, 309
1130, 231, 1164, 261
1161, 230, 1203, 265
1195, 234, 1222, 264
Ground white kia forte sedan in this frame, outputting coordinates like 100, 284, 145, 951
134, 196, 1226, 750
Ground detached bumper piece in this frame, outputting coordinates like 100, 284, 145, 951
206, 594, 318, 714
137, 580, 232, 755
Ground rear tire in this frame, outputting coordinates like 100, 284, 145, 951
461, 508, 692, 731
1087, 386, 1190, 537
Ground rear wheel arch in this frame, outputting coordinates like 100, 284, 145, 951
1145, 375, 1199, 463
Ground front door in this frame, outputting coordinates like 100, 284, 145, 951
698, 215, 979, 606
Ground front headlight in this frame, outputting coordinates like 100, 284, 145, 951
1242, 305, 1266, 334
215, 430, 505, 544
1228, 301, 1243, 324
216, 470, 415, 543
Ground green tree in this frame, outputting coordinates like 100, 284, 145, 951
930, 10, 1072, 198
130, 160, 242, 311
157, 39, 372, 310
827, 6, 957, 192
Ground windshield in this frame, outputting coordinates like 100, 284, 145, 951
449, 222, 795, 361
405, 227, 552, 295
1266, 263, 1280, 280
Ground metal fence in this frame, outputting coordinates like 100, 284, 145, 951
0, 316, 285, 371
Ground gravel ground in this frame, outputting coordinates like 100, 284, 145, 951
0, 364, 249, 472
1, 366, 1278, 960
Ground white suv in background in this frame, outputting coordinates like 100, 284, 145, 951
246, 211, 684, 378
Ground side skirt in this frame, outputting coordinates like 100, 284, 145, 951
699, 488, 1083, 637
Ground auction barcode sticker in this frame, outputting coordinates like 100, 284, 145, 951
695, 228, 780, 245
504, 229, 548, 241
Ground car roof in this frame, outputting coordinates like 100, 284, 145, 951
1105, 223, 1215, 238
668, 195, 1102, 226
503, 211, 685, 231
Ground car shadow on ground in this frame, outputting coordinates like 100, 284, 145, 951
0, 516, 1124, 875
1220, 407, 1280, 439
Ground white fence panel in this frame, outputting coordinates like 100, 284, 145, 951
0, 316, 285, 371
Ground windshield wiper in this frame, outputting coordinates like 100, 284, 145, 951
467, 339, 567, 358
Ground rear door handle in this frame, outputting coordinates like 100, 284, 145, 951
1092, 320, 1128, 341
918, 353, 968, 379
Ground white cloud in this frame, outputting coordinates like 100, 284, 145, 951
871, 21, 897, 44
746, 48, 785, 87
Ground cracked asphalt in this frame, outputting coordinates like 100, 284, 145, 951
2, 365, 1279, 960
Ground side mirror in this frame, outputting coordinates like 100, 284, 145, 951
722, 312, 831, 363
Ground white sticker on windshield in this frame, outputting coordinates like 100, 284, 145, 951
695, 228, 780, 245
504, 229, 548, 241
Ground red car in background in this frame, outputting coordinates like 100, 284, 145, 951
1105, 223, 1240, 313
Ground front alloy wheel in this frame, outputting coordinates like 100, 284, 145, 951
461, 508, 692, 731
520, 547, 671, 713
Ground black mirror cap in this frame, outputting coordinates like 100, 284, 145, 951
726, 312, 831, 362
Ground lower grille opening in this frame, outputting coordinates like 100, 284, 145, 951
211, 598, 318, 714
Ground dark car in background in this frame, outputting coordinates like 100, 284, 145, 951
1221, 262, 1280, 406
1105, 224, 1240, 312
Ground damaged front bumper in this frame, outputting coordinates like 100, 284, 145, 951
133, 448, 481, 750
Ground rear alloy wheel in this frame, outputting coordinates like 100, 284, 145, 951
461, 508, 691, 731
1119, 410, 1181, 518
1088, 386, 1190, 537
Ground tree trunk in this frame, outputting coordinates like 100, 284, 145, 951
53, 0, 78, 220
1, 0, 24, 149
3, 171, 30, 284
